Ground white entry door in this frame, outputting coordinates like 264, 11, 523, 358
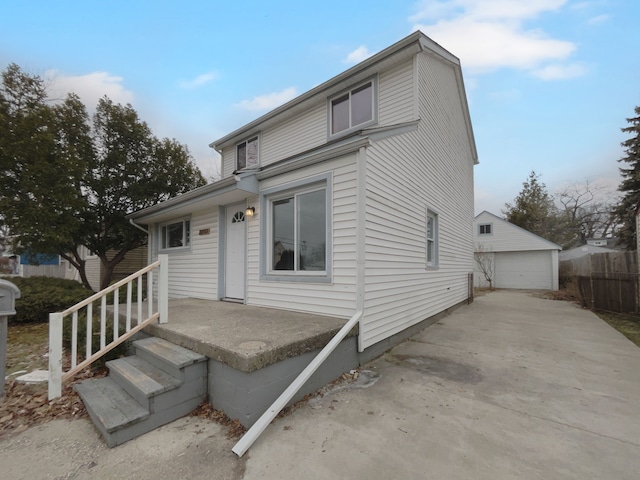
225, 203, 246, 300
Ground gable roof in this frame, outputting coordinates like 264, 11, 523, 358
210, 30, 478, 164
474, 211, 562, 252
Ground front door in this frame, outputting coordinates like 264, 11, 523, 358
225, 203, 246, 300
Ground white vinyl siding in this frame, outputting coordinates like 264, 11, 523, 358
260, 102, 326, 167
360, 51, 475, 349
85, 256, 101, 291
219, 60, 414, 179
246, 154, 358, 318
151, 209, 219, 300
378, 60, 415, 125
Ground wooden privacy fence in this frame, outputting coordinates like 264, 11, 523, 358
561, 251, 639, 314
575, 273, 639, 314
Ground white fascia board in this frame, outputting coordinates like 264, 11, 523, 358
361, 120, 420, 142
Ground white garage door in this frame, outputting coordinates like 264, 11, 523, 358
494, 251, 552, 290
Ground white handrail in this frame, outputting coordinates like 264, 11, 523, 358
48, 254, 168, 400
232, 309, 362, 457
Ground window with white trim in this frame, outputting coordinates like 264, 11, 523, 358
160, 219, 191, 250
426, 210, 439, 268
268, 185, 327, 274
329, 79, 375, 136
236, 136, 259, 170
479, 223, 492, 235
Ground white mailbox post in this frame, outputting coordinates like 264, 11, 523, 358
0, 279, 20, 399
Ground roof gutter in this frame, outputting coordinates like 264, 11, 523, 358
129, 218, 148, 234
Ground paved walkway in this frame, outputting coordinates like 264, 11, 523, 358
1, 291, 639, 479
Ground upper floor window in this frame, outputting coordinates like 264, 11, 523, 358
329, 79, 376, 136
479, 223, 492, 235
236, 136, 259, 170
161, 218, 191, 250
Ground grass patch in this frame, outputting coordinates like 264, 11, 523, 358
5, 322, 49, 377
595, 311, 640, 348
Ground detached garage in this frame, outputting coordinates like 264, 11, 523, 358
473, 211, 561, 290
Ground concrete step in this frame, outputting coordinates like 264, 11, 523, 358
75, 377, 150, 447
75, 337, 208, 448
134, 336, 206, 380
106, 356, 181, 411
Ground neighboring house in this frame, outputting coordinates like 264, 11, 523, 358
559, 244, 617, 261
128, 30, 478, 352
473, 211, 561, 290
586, 237, 620, 249
75, 246, 147, 291
0, 249, 67, 279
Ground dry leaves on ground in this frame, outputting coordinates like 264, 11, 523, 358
189, 402, 247, 440
0, 367, 106, 440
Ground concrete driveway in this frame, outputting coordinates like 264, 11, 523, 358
243, 290, 640, 479
2, 290, 639, 479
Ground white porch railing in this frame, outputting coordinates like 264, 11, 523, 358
48, 254, 168, 400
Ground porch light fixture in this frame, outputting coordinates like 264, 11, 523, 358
245, 206, 255, 217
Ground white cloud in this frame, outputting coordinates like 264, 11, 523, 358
343, 45, 373, 64
45, 70, 134, 111
179, 72, 219, 89
532, 62, 587, 80
235, 87, 298, 112
411, 0, 583, 79
587, 14, 609, 25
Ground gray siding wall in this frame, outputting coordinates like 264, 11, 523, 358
360, 52, 475, 349
246, 154, 358, 318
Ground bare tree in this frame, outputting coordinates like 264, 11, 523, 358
474, 244, 494, 290
556, 180, 618, 247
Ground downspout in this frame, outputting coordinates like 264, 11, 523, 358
129, 218, 148, 234
129, 219, 152, 265
355, 145, 367, 352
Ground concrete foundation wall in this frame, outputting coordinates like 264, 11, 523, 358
209, 337, 359, 427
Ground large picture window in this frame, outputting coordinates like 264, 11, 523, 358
270, 187, 327, 274
160, 218, 191, 250
329, 79, 375, 136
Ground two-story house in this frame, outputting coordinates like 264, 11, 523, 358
129, 30, 477, 353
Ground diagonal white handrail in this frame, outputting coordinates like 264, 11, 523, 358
48, 254, 168, 400
232, 309, 362, 457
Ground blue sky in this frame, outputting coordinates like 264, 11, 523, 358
1, 0, 638, 215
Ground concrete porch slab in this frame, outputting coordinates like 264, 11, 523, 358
140, 298, 356, 373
